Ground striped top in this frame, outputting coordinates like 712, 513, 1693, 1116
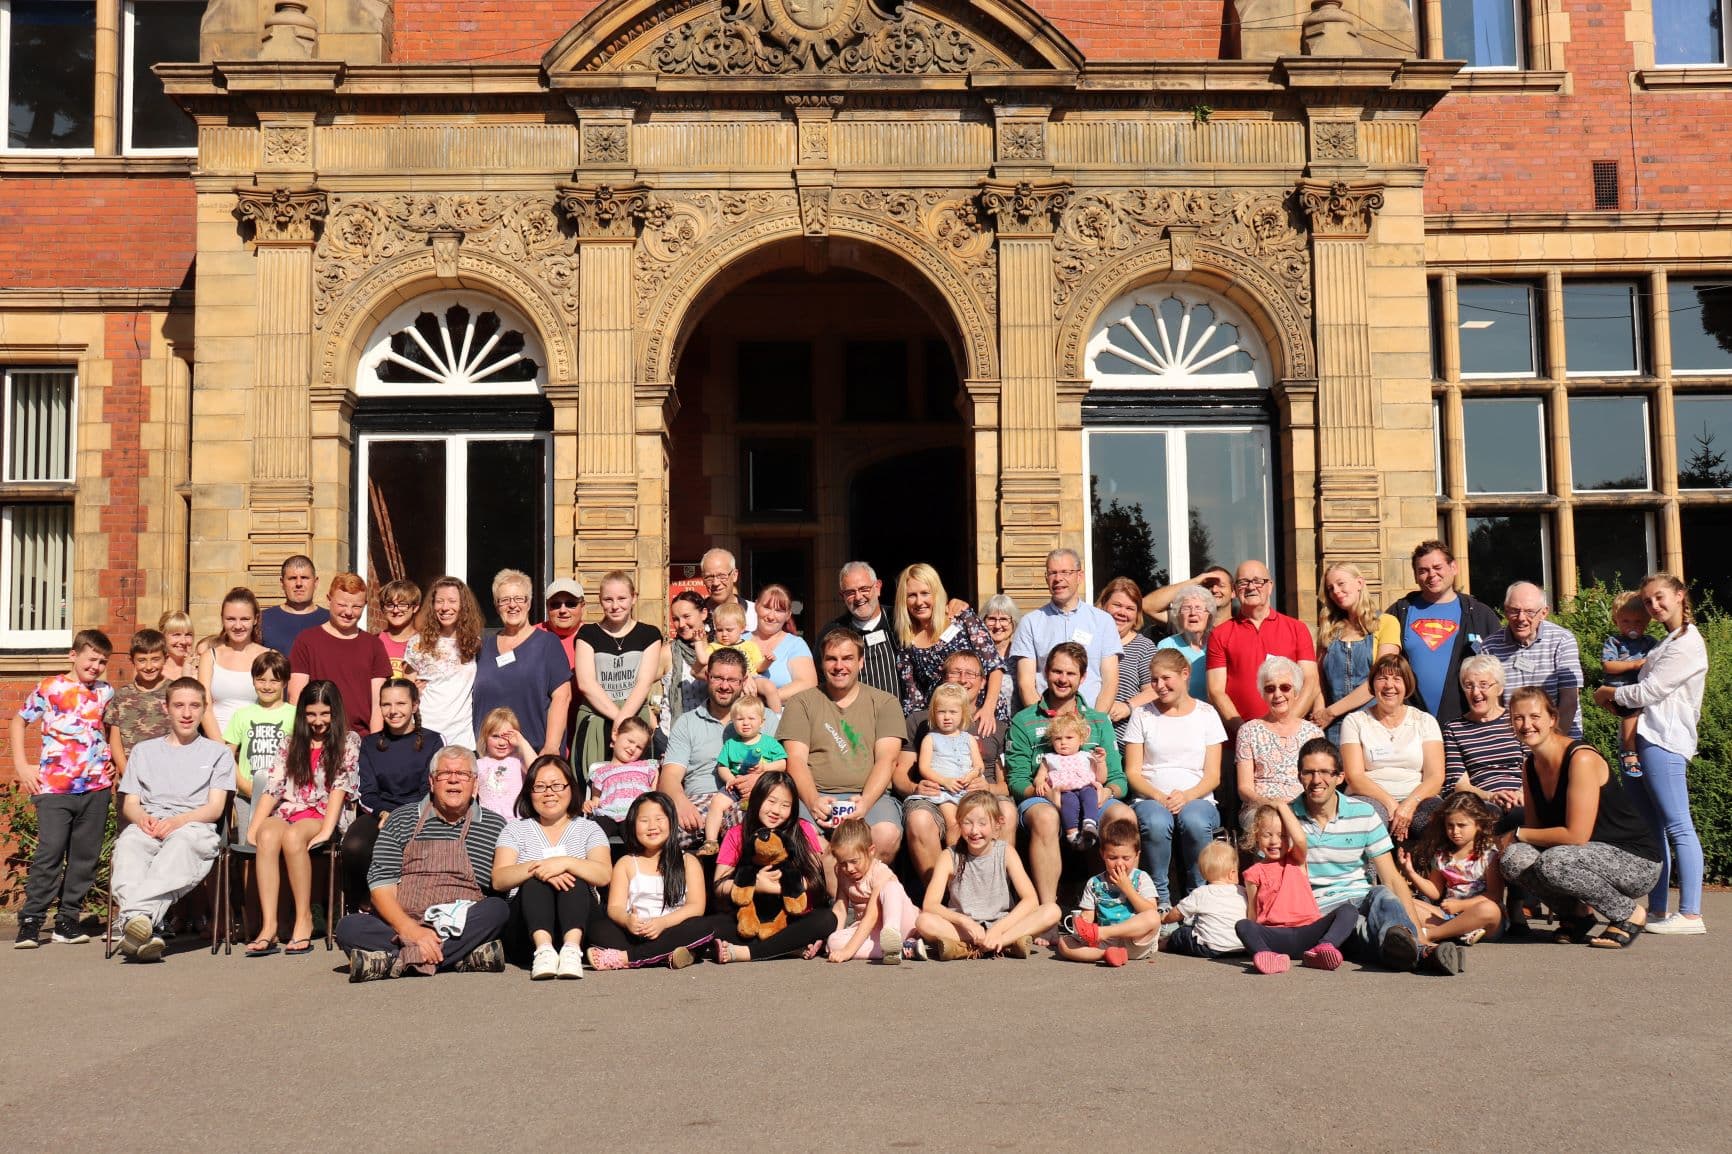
1441, 714, 1526, 795
367, 799, 506, 894
1291, 793, 1392, 911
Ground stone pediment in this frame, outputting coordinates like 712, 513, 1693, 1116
543, 0, 1082, 76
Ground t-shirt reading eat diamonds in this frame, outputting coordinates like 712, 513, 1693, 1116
289, 625, 391, 734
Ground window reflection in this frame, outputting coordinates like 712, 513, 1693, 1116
1675, 396, 1732, 489
1568, 396, 1649, 490
1467, 513, 1547, 601
1463, 397, 1546, 493
1458, 282, 1537, 376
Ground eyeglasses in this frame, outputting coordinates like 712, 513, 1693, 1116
1504, 607, 1545, 618
1263, 682, 1295, 694
532, 782, 571, 795
382, 602, 417, 612
1046, 568, 1080, 579
841, 585, 876, 599
1235, 578, 1271, 590
701, 572, 732, 584
497, 596, 529, 607
434, 770, 476, 783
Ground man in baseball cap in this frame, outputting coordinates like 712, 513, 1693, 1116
537, 578, 587, 668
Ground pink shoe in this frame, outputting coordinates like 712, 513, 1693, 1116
1072, 918, 1101, 948
1102, 946, 1129, 967
1302, 943, 1343, 971
585, 947, 629, 971
1252, 951, 1290, 974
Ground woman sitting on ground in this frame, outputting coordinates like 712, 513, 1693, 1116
491, 754, 613, 980
246, 679, 360, 956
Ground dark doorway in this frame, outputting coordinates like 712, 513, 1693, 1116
849, 446, 971, 602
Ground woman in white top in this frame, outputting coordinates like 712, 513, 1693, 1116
1342, 652, 1445, 842
491, 754, 612, 980
199, 587, 266, 739
1123, 648, 1226, 906
405, 576, 483, 749
1593, 573, 1710, 934
584, 792, 725, 970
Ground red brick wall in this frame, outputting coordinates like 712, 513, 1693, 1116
0, 178, 195, 290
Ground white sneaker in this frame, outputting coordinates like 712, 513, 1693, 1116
1645, 914, 1707, 936
557, 943, 585, 979
530, 945, 559, 980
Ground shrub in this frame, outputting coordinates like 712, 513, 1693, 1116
0, 786, 118, 912
1556, 581, 1732, 883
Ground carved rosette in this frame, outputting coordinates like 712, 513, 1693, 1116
1311, 120, 1358, 161
558, 183, 656, 240
1298, 179, 1385, 238
979, 180, 1071, 238
581, 124, 631, 165
997, 120, 1046, 162
235, 186, 328, 247
261, 125, 311, 168
1050, 187, 1315, 380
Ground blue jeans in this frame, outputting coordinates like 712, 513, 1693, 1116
1336, 886, 1418, 969
1625, 736, 1703, 917
1131, 798, 1220, 905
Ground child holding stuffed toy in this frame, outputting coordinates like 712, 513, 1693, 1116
711, 770, 836, 962
916, 790, 1060, 959
825, 817, 921, 964
585, 792, 729, 971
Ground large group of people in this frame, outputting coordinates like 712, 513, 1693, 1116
8, 538, 1712, 984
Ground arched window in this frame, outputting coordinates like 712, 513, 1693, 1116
1085, 285, 1268, 390
357, 292, 545, 396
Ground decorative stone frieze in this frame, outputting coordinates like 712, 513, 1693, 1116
979, 180, 1071, 238
235, 185, 328, 247
634, 0, 998, 75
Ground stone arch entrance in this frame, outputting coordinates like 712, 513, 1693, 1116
666, 241, 976, 628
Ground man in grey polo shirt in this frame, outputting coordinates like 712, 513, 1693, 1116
658, 647, 777, 848
1476, 581, 1584, 738
1009, 547, 1122, 713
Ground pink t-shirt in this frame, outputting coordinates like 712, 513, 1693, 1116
716, 820, 825, 870
477, 755, 525, 820
1243, 858, 1322, 928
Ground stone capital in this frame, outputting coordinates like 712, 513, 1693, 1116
556, 182, 654, 240
234, 184, 327, 247
1297, 179, 1384, 238
978, 180, 1071, 238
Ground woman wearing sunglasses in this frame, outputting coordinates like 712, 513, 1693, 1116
1232, 655, 1323, 832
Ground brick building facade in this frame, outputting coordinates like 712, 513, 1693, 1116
1, 0, 1729, 773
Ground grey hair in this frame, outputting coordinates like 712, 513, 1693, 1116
490, 568, 532, 600
700, 547, 737, 572
1168, 583, 1215, 635
1257, 655, 1305, 694
1045, 547, 1081, 570
982, 593, 1021, 627
838, 560, 876, 585
1503, 580, 1550, 611
429, 745, 477, 776
1458, 653, 1507, 691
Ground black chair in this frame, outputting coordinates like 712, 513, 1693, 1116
214, 805, 345, 954
103, 791, 233, 960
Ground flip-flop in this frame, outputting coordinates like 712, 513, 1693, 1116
244, 938, 279, 958
283, 939, 314, 956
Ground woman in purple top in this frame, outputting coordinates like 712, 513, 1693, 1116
473, 569, 572, 757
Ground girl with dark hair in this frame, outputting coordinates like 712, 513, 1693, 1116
711, 770, 838, 962
658, 590, 710, 739
491, 754, 612, 980
342, 678, 444, 906
585, 792, 727, 970
1398, 792, 1505, 947
245, 679, 361, 957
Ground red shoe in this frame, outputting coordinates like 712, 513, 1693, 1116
1302, 943, 1343, 971
1073, 918, 1101, 948
1252, 951, 1290, 974
1103, 946, 1129, 967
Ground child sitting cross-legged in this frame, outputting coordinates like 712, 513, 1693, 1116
1234, 803, 1358, 974
1160, 841, 1248, 959
1056, 817, 1164, 966
916, 790, 1059, 959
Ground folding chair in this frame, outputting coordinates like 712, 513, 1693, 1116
104, 792, 233, 959
215, 805, 345, 953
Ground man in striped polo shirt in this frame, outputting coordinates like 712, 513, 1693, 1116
829, 561, 901, 698
1290, 737, 1467, 976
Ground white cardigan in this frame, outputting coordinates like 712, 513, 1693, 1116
1613, 625, 1708, 758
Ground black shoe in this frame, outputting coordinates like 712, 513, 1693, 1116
1428, 941, 1467, 975
1380, 925, 1420, 971
52, 916, 90, 945
13, 917, 44, 949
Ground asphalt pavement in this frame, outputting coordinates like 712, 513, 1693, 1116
3, 893, 1730, 1153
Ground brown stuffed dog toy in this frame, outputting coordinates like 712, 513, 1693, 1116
731, 828, 811, 940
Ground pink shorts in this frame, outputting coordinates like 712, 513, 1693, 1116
281, 807, 323, 824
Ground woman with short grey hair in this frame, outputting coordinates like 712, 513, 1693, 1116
1155, 583, 1214, 702
981, 593, 1020, 719
473, 569, 573, 757
1233, 655, 1323, 827
1442, 654, 1525, 812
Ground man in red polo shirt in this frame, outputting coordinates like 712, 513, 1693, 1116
1205, 559, 1317, 737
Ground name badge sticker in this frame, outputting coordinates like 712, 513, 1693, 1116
1072, 629, 1093, 647
864, 630, 887, 646
940, 622, 961, 643
495, 649, 517, 668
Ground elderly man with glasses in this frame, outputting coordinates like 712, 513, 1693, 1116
699, 547, 756, 634
1204, 559, 1318, 739
337, 746, 510, 981
1474, 581, 1584, 738
1009, 548, 1122, 714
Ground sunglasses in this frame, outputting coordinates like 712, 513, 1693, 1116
1263, 682, 1295, 694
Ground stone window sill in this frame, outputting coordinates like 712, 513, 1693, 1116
1449, 70, 1568, 93
1634, 67, 1732, 91
0, 154, 194, 176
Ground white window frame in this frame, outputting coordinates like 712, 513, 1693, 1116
1652, 0, 1731, 68
1, 365, 77, 649
357, 291, 547, 398
1081, 424, 1274, 591
1085, 285, 1269, 391
1443, 0, 1526, 71
353, 431, 554, 615
1563, 281, 1644, 378
1669, 278, 1732, 376
1, 0, 98, 156
121, 0, 198, 157
1568, 395, 1653, 493
1457, 281, 1540, 379
2, 365, 76, 482
1462, 395, 1548, 494
1433, 398, 1445, 497
1466, 510, 1554, 597
1674, 393, 1732, 488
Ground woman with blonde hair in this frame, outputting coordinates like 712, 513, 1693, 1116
1310, 562, 1399, 746
894, 563, 1005, 733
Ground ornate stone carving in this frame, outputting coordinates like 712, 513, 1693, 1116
798, 120, 829, 162
798, 185, 831, 236
258, 1, 317, 61
1051, 188, 1315, 379
1302, 0, 1363, 56
979, 180, 1071, 238
642, 0, 996, 75
261, 125, 310, 167
1312, 120, 1358, 161
998, 121, 1045, 161
314, 194, 581, 333
1298, 179, 1384, 237
235, 185, 328, 246
557, 183, 655, 239
581, 124, 630, 165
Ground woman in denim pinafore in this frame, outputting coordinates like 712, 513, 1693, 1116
1311, 564, 1396, 746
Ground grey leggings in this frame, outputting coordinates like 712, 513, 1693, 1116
1500, 841, 1662, 924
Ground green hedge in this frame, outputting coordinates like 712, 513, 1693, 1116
0, 787, 118, 913
1555, 582, 1732, 883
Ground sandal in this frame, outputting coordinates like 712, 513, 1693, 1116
1552, 913, 1597, 945
1588, 918, 1643, 949
243, 938, 279, 958
1620, 752, 1642, 774
283, 938, 314, 956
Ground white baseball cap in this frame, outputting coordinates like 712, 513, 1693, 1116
545, 578, 585, 602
